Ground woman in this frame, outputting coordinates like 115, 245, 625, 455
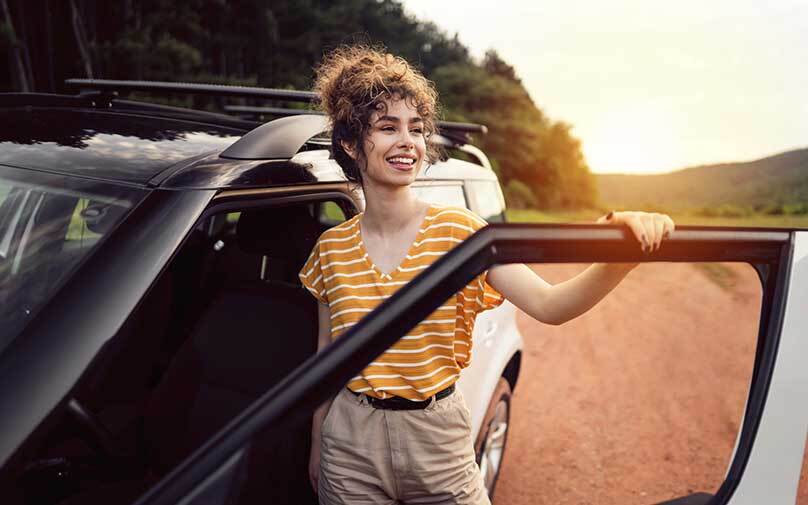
299, 45, 674, 505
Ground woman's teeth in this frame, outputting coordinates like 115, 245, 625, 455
388, 157, 415, 165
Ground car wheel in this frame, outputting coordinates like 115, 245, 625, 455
475, 377, 512, 499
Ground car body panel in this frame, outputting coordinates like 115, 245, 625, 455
729, 231, 808, 505
456, 301, 522, 442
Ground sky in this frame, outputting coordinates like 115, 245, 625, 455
402, 0, 808, 174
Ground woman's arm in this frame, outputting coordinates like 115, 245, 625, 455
309, 301, 333, 492
486, 211, 675, 326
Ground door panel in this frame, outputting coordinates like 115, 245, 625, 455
728, 231, 808, 505
134, 225, 800, 505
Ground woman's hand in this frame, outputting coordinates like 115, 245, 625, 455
597, 211, 676, 253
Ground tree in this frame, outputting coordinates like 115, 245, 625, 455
0, 0, 596, 209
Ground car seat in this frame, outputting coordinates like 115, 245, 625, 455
58, 204, 321, 505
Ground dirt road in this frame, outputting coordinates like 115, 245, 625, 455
492, 262, 807, 505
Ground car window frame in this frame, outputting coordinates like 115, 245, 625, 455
129, 223, 797, 505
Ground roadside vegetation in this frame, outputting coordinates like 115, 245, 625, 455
507, 208, 808, 228
0, 0, 595, 212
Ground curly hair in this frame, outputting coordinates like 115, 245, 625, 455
313, 45, 441, 186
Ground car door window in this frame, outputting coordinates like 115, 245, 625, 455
467, 180, 506, 222
411, 183, 468, 208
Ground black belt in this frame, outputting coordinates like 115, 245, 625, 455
348, 384, 455, 410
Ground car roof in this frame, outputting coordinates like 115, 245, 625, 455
0, 107, 245, 185
0, 100, 498, 189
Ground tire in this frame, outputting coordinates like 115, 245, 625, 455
474, 377, 512, 500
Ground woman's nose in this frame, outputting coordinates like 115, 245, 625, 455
398, 129, 415, 148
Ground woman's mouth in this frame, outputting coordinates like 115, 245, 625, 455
386, 156, 417, 171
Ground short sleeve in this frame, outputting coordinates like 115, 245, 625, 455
299, 239, 328, 305
464, 209, 505, 313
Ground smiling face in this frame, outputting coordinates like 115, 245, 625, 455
342, 95, 428, 189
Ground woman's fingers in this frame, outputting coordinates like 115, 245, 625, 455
607, 211, 676, 253
653, 215, 665, 251
620, 213, 648, 250
664, 214, 676, 238
641, 213, 656, 252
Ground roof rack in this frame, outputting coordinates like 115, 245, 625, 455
64, 79, 488, 140
63, 78, 492, 166
65, 79, 316, 102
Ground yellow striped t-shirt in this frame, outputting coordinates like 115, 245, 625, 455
298, 204, 504, 400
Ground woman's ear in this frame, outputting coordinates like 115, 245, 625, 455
340, 140, 358, 160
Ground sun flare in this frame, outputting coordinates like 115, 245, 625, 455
583, 104, 684, 175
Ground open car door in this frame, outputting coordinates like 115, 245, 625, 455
131, 223, 808, 505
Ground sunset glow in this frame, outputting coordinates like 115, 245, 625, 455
582, 104, 683, 175
404, 0, 808, 175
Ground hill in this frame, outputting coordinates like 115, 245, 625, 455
596, 148, 808, 211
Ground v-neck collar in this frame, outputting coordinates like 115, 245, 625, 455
356, 203, 436, 281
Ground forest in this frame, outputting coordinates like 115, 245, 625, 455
0, 0, 597, 209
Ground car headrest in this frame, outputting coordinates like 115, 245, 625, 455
81, 201, 129, 235
236, 205, 320, 260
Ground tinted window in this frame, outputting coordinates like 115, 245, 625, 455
0, 167, 145, 353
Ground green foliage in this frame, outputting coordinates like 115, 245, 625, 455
693, 263, 739, 292
696, 204, 752, 218
783, 203, 808, 215
503, 180, 538, 209
433, 60, 595, 209
761, 204, 785, 216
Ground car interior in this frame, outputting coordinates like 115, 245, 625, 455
5, 196, 358, 505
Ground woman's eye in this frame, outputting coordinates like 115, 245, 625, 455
381, 126, 395, 132
411, 128, 424, 135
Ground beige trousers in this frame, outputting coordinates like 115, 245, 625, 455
318, 387, 491, 505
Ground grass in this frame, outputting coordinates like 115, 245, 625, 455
692, 263, 740, 291
505, 208, 808, 229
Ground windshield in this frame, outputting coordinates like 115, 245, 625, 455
0, 165, 146, 353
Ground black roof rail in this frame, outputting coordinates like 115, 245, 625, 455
225, 105, 322, 117
0, 92, 100, 108
64, 79, 488, 137
65, 78, 316, 102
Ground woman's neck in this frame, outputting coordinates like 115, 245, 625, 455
361, 186, 425, 235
